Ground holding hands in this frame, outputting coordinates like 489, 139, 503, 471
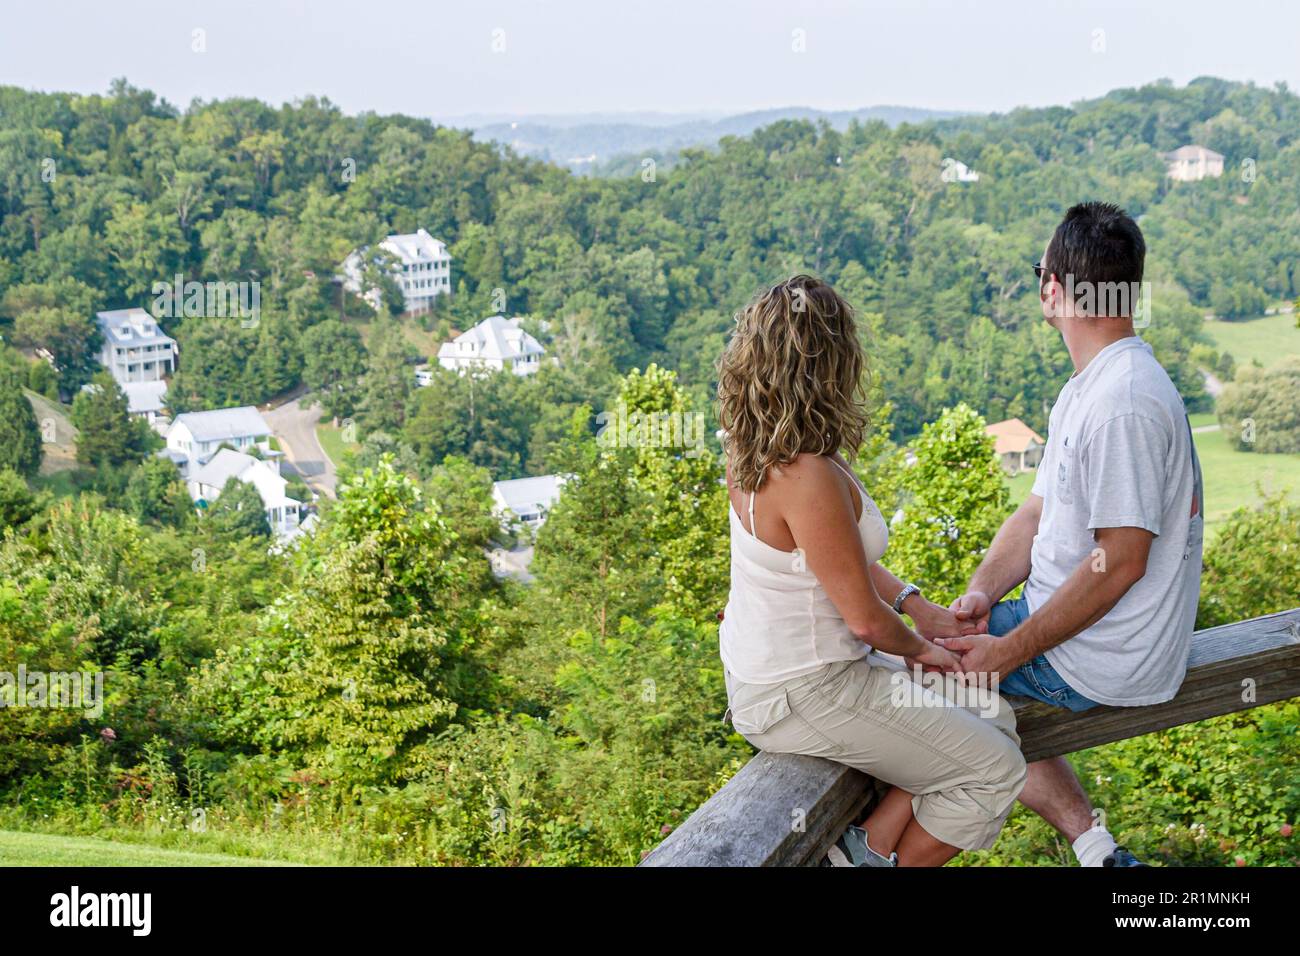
936, 589, 1017, 682
907, 595, 988, 641
901, 595, 985, 674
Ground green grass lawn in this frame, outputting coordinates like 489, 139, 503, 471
1003, 469, 1037, 504
0, 830, 305, 867
316, 416, 360, 467
1203, 311, 1300, 370
1190, 427, 1300, 532
1002, 427, 1300, 535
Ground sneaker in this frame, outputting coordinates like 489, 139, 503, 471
1102, 846, 1148, 867
822, 825, 898, 867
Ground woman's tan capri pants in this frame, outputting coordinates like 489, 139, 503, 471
724, 652, 1028, 851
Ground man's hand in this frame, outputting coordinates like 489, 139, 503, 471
908, 598, 986, 640
950, 590, 993, 633
934, 633, 1020, 685
904, 639, 963, 675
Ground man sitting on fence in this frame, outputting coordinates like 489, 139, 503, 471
939, 202, 1205, 868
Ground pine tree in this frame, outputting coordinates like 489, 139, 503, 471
206, 476, 270, 539
69, 372, 152, 469
0, 374, 44, 478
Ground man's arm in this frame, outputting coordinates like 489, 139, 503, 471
939, 525, 1154, 677
951, 493, 1043, 628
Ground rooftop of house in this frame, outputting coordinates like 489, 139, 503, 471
985, 417, 1045, 456
190, 448, 297, 508
439, 315, 545, 362
492, 474, 566, 514
122, 380, 169, 415
1162, 144, 1224, 161
95, 308, 176, 347
382, 228, 450, 265
170, 405, 271, 444
190, 447, 264, 490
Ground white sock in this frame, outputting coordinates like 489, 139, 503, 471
1072, 827, 1118, 867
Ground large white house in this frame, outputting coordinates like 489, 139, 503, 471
437, 315, 545, 376
188, 448, 302, 537
491, 474, 567, 529
341, 228, 452, 315
96, 308, 178, 386
164, 405, 276, 477
1162, 144, 1225, 182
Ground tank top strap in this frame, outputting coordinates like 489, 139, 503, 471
828, 456, 857, 483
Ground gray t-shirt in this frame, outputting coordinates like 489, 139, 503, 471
1026, 336, 1204, 706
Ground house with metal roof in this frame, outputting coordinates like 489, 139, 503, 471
187, 448, 302, 537
491, 474, 567, 529
437, 315, 545, 376
164, 405, 276, 477
1161, 144, 1225, 182
95, 308, 178, 386
340, 228, 452, 314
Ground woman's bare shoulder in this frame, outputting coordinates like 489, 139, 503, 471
767, 454, 840, 496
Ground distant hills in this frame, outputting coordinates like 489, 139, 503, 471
449, 105, 968, 173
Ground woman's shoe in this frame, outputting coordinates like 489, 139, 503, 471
823, 824, 898, 867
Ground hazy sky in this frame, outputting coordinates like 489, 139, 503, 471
2, 0, 1297, 121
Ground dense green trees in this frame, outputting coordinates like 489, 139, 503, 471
0, 377, 43, 478
4, 77, 1294, 452
69, 372, 154, 469
1216, 357, 1300, 453
205, 477, 270, 540
878, 403, 1012, 604
0, 77, 1297, 867
302, 319, 367, 419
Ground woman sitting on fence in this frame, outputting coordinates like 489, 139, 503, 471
715, 275, 1027, 867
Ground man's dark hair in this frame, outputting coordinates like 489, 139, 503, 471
1045, 202, 1146, 299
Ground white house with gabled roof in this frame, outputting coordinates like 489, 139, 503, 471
96, 308, 177, 386
491, 474, 567, 529
341, 228, 452, 315
164, 405, 276, 477
1161, 144, 1225, 182
188, 448, 301, 537
437, 315, 545, 376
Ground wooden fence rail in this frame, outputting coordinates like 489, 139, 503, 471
640, 607, 1300, 867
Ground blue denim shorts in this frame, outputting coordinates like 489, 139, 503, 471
987, 598, 1100, 712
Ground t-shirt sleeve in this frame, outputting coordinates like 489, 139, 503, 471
1080, 413, 1170, 535
1030, 456, 1048, 498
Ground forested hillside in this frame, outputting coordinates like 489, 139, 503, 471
1, 77, 1298, 867
3, 75, 1298, 469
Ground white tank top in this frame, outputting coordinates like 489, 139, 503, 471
719, 458, 890, 684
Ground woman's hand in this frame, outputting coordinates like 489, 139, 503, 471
905, 597, 987, 641
905, 639, 963, 674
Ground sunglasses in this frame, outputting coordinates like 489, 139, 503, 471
1033, 261, 1046, 279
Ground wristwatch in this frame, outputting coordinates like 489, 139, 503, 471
892, 583, 922, 614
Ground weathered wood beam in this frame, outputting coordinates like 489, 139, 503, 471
640, 607, 1300, 867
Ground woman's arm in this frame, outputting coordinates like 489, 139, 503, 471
775, 457, 960, 669
868, 564, 985, 640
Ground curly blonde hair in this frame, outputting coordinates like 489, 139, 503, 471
717, 275, 869, 493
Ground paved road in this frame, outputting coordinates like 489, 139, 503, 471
264, 396, 337, 498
